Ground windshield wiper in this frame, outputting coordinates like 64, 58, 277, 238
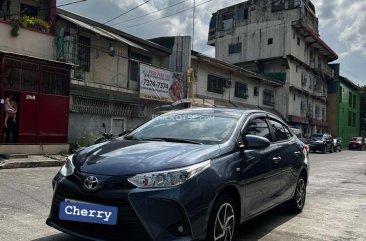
124, 135, 140, 140
159, 138, 203, 145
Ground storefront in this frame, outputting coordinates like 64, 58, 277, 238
0, 52, 71, 144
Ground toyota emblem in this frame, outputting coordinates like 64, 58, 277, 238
84, 176, 99, 190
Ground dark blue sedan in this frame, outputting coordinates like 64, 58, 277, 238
47, 108, 309, 241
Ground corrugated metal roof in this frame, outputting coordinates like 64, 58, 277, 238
58, 13, 148, 52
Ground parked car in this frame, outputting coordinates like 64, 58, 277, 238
348, 137, 366, 150
47, 108, 309, 241
333, 137, 342, 152
307, 133, 334, 153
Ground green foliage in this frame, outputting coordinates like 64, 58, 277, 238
10, 15, 50, 37
69, 132, 97, 153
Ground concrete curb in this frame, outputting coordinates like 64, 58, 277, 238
0, 159, 64, 169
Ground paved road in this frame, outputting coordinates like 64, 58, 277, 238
0, 151, 365, 241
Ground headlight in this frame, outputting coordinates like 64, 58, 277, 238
128, 160, 211, 188
60, 155, 75, 177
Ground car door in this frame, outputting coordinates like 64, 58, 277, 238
268, 118, 304, 201
238, 115, 282, 218
266, 118, 295, 205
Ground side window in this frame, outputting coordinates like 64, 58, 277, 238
283, 125, 292, 139
268, 119, 289, 142
243, 118, 272, 141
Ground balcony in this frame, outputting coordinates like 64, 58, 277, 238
0, 0, 56, 60
0, 21, 55, 60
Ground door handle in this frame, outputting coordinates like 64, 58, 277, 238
272, 156, 282, 163
294, 151, 301, 155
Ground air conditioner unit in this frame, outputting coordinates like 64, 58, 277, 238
224, 80, 232, 88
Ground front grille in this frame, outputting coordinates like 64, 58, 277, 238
50, 190, 152, 241
68, 172, 135, 190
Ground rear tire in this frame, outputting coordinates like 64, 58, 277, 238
206, 194, 238, 241
286, 175, 307, 214
339, 146, 342, 152
330, 145, 334, 153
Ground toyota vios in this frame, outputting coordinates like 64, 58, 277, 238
47, 108, 309, 241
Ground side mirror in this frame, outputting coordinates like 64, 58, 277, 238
242, 135, 270, 149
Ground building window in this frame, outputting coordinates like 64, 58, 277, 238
348, 111, 352, 126
236, 7, 248, 20
293, 32, 296, 39
339, 87, 342, 102
268, 38, 273, 45
254, 87, 259, 96
296, 65, 298, 72
129, 52, 152, 82
40, 66, 69, 96
322, 108, 325, 121
234, 82, 248, 99
272, 0, 285, 12
297, 37, 300, 46
77, 36, 91, 72
228, 43, 242, 54
353, 112, 356, 127
207, 74, 226, 94
263, 89, 275, 106
353, 94, 356, 109
20, 4, 39, 17
349, 92, 352, 108
293, 93, 296, 101
3, 59, 38, 92
222, 12, 234, 30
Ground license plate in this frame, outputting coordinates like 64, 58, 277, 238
59, 201, 118, 225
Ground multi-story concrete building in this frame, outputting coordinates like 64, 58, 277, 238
208, 0, 338, 136
327, 73, 361, 148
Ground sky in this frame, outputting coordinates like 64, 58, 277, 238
58, 0, 366, 86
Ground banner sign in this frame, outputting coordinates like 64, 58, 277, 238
139, 64, 184, 102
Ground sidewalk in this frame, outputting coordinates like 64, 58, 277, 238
0, 154, 66, 169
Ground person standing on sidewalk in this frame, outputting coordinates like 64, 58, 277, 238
3, 94, 18, 143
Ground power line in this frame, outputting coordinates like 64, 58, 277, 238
122, 0, 215, 30
102, 0, 152, 25
110, 0, 190, 27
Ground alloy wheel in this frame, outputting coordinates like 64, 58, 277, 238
296, 178, 306, 209
214, 203, 235, 241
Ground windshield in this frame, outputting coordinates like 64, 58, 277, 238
309, 135, 323, 141
126, 113, 239, 144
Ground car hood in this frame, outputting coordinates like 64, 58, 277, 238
73, 140, 222, 176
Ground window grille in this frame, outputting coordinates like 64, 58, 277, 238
71, 96, 147, 118
234, 82, 248, 99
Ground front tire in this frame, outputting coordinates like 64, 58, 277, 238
322, 145, 327, 154
286, 175, 307, 214
330, 145, 334, 153
206, 194, 237, 241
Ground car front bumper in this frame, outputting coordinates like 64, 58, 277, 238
47, 172, 213, 241
308, 143, 325, 151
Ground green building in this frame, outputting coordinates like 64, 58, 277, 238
327, 74, 361, 148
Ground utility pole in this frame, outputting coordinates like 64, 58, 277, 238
192, 0, 195, 50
